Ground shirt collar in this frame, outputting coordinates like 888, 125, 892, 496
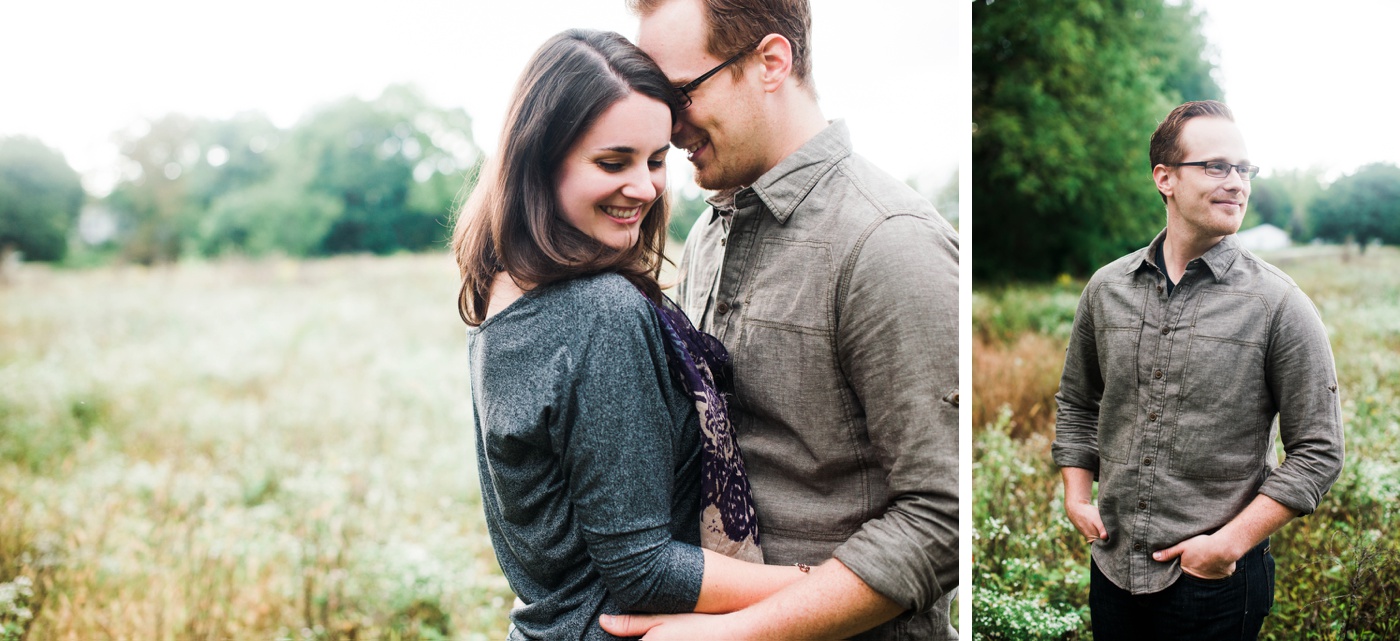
703, 120, 852, 224
1126, 227, 1243, 281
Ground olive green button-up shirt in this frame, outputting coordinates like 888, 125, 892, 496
675, 121, 959, 640
1053, 230, 1344, 595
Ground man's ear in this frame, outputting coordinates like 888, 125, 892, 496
754, 34, 794, 92
1153, 164, 1174, 200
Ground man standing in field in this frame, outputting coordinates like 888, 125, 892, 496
599, 0, 959, 638
1053, 100, 1344, 639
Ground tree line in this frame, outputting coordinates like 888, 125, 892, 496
2, 84, 481, 271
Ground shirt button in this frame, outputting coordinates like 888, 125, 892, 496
1161, 327, 1170, 335
1154, 369, 1164, 379
1143, 457, 1153, 466
1138, 500, 1148, 510
720, 237, 727, 246
1134, 543, 1144, 552
1148, 412, 1158, 422
716, 301, 731, 315
1157, 284, 1164, 294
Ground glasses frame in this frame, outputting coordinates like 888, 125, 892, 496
1167, 161, 1260, 181
674, 39, 765, 110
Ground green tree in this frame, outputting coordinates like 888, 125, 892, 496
0, 136, 85, 272
1310, 163, 1400, 250
1267, 167, 1325, 240
1240, 175, 1293, 231
973, 0, 1222, 281
196, 166, 343, 258
103, 85, 480, 260
289, 84, 480, 255
183, 112, 282, 214
105, 114, 203, 264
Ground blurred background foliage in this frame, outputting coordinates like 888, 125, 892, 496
1, 85, 488, 277
0, 137, 85, 268
0, 81, 818, 280
972, 0, 1400, 282
973, 0, 1222, 281
100, 84, 482, 266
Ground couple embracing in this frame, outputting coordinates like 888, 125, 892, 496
451, 1, 958, 638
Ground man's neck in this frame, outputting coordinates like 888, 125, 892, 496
1161, 222, 1225, 284
759, 94, 829, 176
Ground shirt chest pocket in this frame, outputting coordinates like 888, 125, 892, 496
1170, 292, 1273, 480
741, 238, 834, 331
1093, 283, 1147, 464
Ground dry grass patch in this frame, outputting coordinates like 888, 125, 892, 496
972, 333, 1065, 438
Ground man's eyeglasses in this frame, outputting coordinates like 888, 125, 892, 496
674, 40, 764, 110
1167, 161, 1260, 181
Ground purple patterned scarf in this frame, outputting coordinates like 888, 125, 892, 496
645, 293, 763, 563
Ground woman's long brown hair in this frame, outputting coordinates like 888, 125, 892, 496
451, 29, 679, 326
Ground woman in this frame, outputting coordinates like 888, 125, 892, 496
451, 29, 805, 640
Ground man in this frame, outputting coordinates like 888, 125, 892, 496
599, 0, 959, 638
1052, 100, 1344, 639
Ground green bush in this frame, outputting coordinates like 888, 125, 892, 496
973, 281, 1083, 344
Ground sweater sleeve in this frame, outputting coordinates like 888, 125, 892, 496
553, 281, 705, 613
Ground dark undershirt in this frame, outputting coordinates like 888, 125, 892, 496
1155, 241, 1176, 295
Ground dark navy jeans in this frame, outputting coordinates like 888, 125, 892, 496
1090, 538, 1275, 640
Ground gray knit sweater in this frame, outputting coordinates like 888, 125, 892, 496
466, 273, 705, 640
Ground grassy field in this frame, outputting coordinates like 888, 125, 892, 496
0, 254, 514, 639
973, 245, 1400, 640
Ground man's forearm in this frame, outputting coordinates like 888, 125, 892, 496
1061, 466, 1108, 541
1061, 466, 1096, 504
1214, 494, 1298, 558
725, 558, 906, 639
1153, 493, 1299, 578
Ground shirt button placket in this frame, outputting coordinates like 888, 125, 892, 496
1134, 278, 1175, 584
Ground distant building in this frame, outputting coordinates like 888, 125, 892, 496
1237, 223, 1290, 252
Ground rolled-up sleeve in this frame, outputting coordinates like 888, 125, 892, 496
830, 214, 958, 613
1258, 287, 1345, 515
1052, 281, 1105, 474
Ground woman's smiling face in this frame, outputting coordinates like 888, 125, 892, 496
554, 91, 673, 251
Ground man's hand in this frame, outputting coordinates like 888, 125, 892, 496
1153, 533, 1238, 579
1066, 499, 1108, 543
1061, 467, 1108, 543
600, 613, 747, 641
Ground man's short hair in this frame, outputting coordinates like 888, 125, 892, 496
628, 0, 814, 89
1149, 100, 1235, 202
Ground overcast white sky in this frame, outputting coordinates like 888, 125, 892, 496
4, 2, 1395, 199
1195, 0, 1400, 182
0, 0, 959, 198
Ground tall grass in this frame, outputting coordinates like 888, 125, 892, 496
974, 246, 1400, 640
0, 254, 513, 639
